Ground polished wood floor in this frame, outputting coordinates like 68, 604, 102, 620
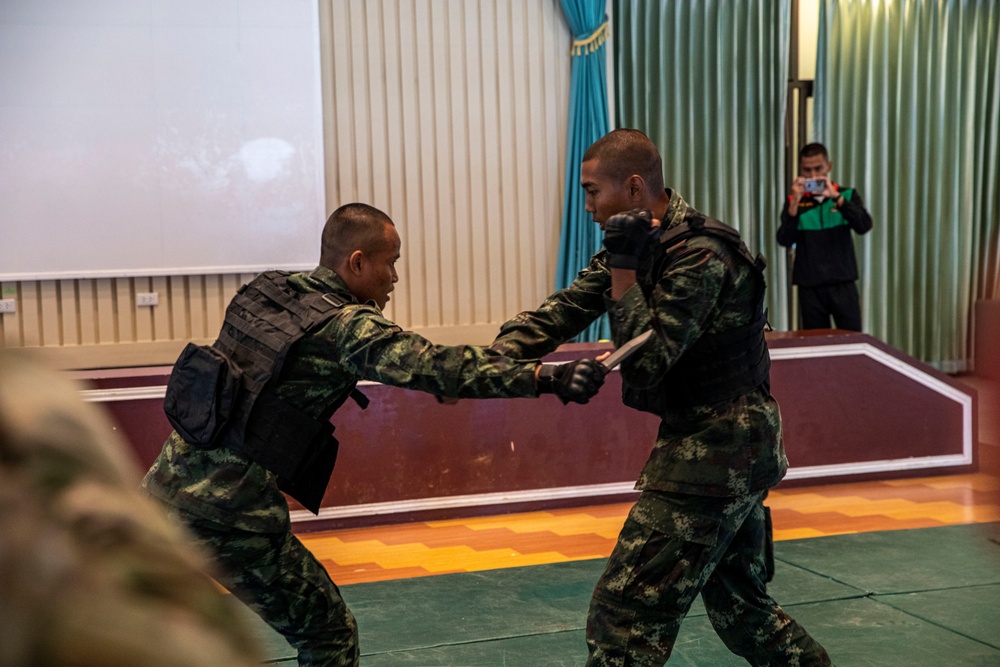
302, 376, 1000, 586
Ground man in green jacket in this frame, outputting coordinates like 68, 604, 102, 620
143, 203, 606, 666
778, 142, 873, 331
492, 129, 832, 665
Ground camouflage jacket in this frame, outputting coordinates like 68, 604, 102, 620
143, 266, 539, 533
492, 190, 788, 497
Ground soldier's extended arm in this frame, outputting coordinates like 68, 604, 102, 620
490, 252, 612, 360
330, 305, 604, 403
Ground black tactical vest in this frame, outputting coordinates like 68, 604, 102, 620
622, 216, 771, 415
164, 270, 367, 513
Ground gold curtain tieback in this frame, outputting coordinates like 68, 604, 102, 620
571, 20, 608, 56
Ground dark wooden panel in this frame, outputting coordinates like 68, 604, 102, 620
301, 374, 658, 512
76, 331, 979, 526
975, 300, 1000, 380
770, 355, 965, 467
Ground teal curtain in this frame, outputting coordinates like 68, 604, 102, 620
557, 0, 611, 342
816, 0, 1000, 371
612, 0, 792, 330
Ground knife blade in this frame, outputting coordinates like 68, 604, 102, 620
600, 329, 654, 371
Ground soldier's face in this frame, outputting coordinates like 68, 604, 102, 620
355, 224, 400, 310
580, 159, 633, 229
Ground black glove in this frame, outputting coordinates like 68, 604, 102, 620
603, 208, 656, 269
536, 359, 607, 405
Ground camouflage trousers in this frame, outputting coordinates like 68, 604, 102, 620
164, 506, 359, 667
587, 489, 832, 666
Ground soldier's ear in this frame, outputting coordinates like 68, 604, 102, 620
348, 250, 365, 275
627, 174, 645, 199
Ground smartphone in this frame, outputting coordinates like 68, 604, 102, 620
804, 178, 826, 194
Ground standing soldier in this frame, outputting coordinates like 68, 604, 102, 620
492, 129, 833, 665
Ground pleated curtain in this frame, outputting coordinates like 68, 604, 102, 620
816, 0, 1000, 371
556, 0, 612, 342
612, 0, 793, 330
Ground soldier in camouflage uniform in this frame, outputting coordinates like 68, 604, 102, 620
142, 203, 606, 667
491, 129, 833, 666
0, 350, 262, 667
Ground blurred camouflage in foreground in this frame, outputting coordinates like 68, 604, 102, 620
0, 350, 261, 667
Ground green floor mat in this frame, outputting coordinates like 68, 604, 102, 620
876, 583, 1000, 650
344, 559, 601, 652
229, 522, 1000, 665
361, 630, 586, 667
668, 597, 1000, 667
773, 523, 1000, 594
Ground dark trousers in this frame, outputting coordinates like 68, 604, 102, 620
165, 506, 359, 667
586, 490, 832, 666
798, 282, 862, 331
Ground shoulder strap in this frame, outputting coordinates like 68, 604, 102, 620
657, 216, 767, 274
250, 270, 349, 331
643, 215, 770, 328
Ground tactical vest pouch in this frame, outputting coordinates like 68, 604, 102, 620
164, 343, 242, 445
621, 382, 668, 416
243, 392, 339, 513
279, 431, 339, 515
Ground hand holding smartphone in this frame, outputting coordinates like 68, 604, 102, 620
804, 178, 826, 194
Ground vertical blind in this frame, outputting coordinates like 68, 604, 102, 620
319, 0, 572, 333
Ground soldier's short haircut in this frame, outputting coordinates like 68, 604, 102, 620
583, 128, 665, 192
799, 142, 829, 162
321, 203, 395, 267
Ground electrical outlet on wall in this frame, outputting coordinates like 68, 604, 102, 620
136, 292, 159, 307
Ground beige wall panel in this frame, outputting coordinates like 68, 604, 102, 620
37, 280, 60, 346
94, 279, 117, 344
134, 277, 154, 342
115, 279, 135, 343
19, 282, 41, 347
59, 279, 80, 346
394, 0, 427, 328
321, 0, 570, 331
187, 276, 208, 340
462, 3, 489, 324
168, 275, 189, 341
77, 279, 98, 346
0, 282, 21, 347
151, 275, 171, 341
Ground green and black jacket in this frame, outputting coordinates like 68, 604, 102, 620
777, 186, 873, 288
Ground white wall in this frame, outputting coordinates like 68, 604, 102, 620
0, 0, 575, 367
0, 0, 326, 280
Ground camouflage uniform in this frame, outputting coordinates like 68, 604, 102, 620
492, 191, 832, 666
0, 350, 262, 667
143, 266, 540, 667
